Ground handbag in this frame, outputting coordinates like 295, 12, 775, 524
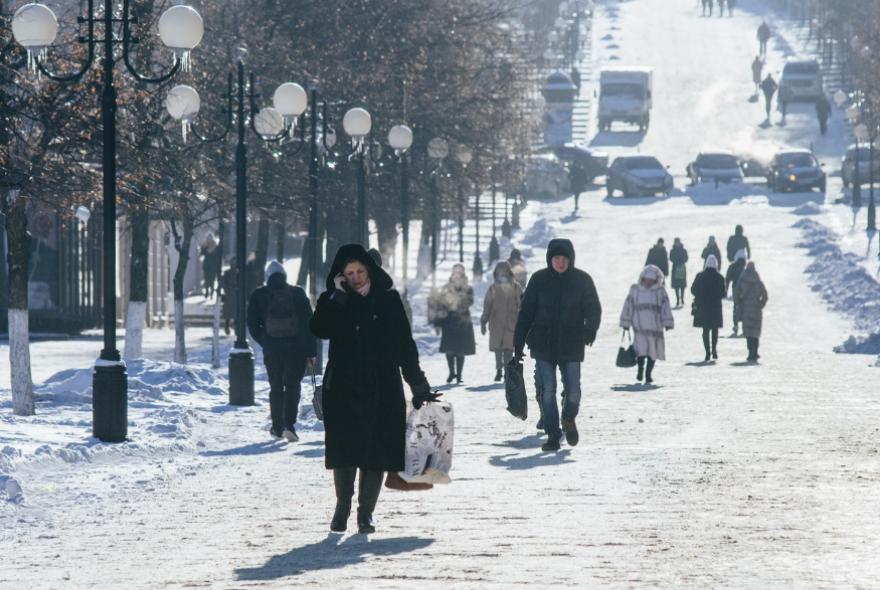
310, 364, 324, 421
615, 329, 638, 368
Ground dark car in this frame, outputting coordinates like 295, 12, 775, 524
538, 144, 609, 181
606, 155, 674, 198
768, 149, 826, 193
687, 152, 744, 185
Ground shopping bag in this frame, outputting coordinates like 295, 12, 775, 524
399, 400, 454, 485
504, 358, 528, 420
310, 365, 324, 421
616, 330, 638, 368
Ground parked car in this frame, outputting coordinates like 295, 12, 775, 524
739, 155, 770, 181
779, 59, 823, 103
841, 144, 880, 188
606, 155, 673, 198
686, 152, 744, 185
767, 149, 826, 193
538, 144, 609, 181
525, 153, 570, 200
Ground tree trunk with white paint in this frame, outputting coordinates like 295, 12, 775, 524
171, 216, 194, 365
124, 208, 150, 360
4, 196, 34, 415
211, 293, 221, 369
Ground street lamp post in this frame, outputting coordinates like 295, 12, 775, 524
12, 0, 203, 442
847, 103, 864, 208
166, 63, 304, 407
343, 108, 372, 246
388, 125, 414, 293
454, 145, 473, 266
427, 137, 449, 286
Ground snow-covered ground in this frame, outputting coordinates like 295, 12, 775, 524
2, 0, 880, 587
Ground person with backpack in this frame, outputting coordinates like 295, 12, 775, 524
514, 239, 602, 452
247, 260, 317, 441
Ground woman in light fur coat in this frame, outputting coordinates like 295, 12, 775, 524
619, 265, 675, 383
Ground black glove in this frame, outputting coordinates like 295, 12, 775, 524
513, 348, 524, 363
411, 382, 441, 409
584, 328, 597, 347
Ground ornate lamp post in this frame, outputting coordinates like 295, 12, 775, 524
454, 145, 473, 265
166, 63, 302, 407
427, 137, 449, 286
11, 0, 203, 442
343, 108, 373, 246
388, 125, 414, 293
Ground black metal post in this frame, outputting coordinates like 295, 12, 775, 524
458, 187, 464, 263
228, 61, 254, 406
400, 154, 410, 293
854, 137, 862, 208
431, 174, 439, 278
92, 0, 127, 443
357, 150, 368, 246
870, 129, 876, 232
473, 190, 483, 279
308, 90, 319, 303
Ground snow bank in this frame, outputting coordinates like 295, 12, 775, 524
793, 218, 880, 353
793, 202, 824, 216
520, 218, 555, 247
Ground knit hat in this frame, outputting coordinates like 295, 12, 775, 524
264, 260, 286, 282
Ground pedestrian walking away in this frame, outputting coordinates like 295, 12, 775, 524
726, 224, 751, 262
691, 255, 727, 361
816, 94, 831, 136
757, 21, 771, 57
247, 261, 317, 442
309, 244, 437, 535
221, 260, 237, 335
726, 248, 748, 335
727, 0, 736, 15
701, 235, 723, 273
514, 238, 602, 452
508, 248, 529, 291
481, 261, 523, 382
429, 263, 476, 384
200, 233, 221, 299
751, 56, 763, 96
619, 265, 674, 384
569, 160, 589, 214
645, 237, 669, 278
733, 261, 768, 362
760, 74, 778, 122
669, 237, 689, 307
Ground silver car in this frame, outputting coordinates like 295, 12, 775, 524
779, 59, 823, 103
606, 155, 673, 198
686, 152, 744, 185
841, 145, 880, 188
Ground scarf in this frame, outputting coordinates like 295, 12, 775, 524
356, 280, 372, 297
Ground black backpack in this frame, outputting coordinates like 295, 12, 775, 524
265, 286, 299, 338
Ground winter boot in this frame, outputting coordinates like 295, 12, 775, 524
282, 427, 299, 442
331, 468, 356, 532
356, 469, 383, 534
636, 357, 645, 382
455, 355, 465, 384
562, 419, 579, 446
541, 434, 561, 452
445, 355, 456, 383
645, 359, 655, 384
494, 368, 503, 382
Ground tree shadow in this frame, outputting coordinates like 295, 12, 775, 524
201, 441, 285, 457
235, 533, 434, 580
465, 383, 504, 392
489, 449, 574, 470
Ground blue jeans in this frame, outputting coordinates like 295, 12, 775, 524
535, 360, 582, 438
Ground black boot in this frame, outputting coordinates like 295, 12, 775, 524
446, 355, 455, 383
645, 358, 655, 384
331, 467, 356, 532
636, 357, 645, 382
357, 469, 383, 534
494, 368, 503, 382
455, 355, 464, 384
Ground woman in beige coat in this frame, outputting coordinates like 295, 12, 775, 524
733, 261, 768, 362
619, 265, 674, 383
481, 261, 523, 381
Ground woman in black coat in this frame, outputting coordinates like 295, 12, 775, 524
310, 244, 435, 534
691, 254, 726, 361
669, 238, 689, 307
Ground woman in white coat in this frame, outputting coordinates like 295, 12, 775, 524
619, 265, 675, 383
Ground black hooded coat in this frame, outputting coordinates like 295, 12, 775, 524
309, 244, 429, 471
514, 239, 602, 363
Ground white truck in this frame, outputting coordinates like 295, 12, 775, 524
597, 67, 653, 132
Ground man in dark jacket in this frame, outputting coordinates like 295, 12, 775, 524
645, 238, 669, 277
726, 224, 751, 262
815, 94, 831, 135
247, 260, 317, 441
760, 74, 778, 121
514, 238, 602, 452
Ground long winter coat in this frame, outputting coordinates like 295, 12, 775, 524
691, 267, 726, 329
734, 264, 768, 338
701, 242, 722, 270
309, 244, 429, 472
669, 244, 689, 289
514, 238, 602, 363
645, 244, 669, 278
481, 264, 523, 352
619, 266, 675, 361
432, 278, 476, 356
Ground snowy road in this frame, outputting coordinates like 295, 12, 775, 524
3, 0, 880, 588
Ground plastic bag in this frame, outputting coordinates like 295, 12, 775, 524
399, 401, 454, 485
504, 359, 528, 420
